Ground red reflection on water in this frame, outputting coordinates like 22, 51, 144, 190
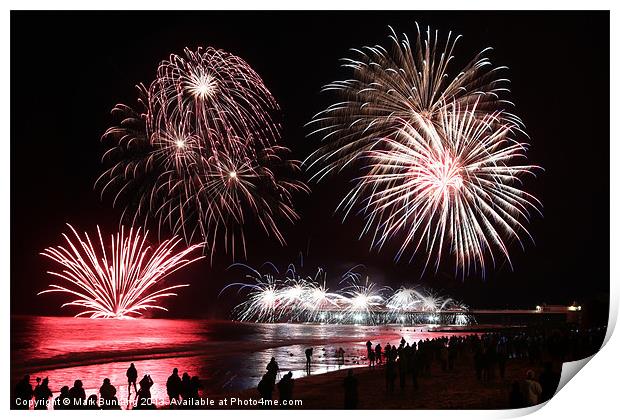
12, 316, 470, 409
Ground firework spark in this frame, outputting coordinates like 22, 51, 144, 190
98, 47, 307, 259
306, 24, 541, 274
39, 225, 204, 318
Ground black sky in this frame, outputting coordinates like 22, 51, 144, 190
10, 11, 610, 317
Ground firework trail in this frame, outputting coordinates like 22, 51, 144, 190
222, 262, 469, 324
39, 224, 204, 318
306, 24, 541, 275
98, 47, 308, 259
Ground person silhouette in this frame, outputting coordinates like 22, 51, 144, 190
85, 394, 99, 410
305, 348, 313, 374
369, 349, 376, 368
277, 371, 294, 406
99, 378, 117, 409
521, 370, 542, 406
166, 367, 182, 407
126, 363, 138, 398
54, 386, 71, 410
135, 374, 154, 409
188, 376, 202, 406
68, 379, 86, 409
181, 372, 191, 401
343, 369, 358, 409
266, 357, 279, 377
13, 374, 33, 409
258, 373, 275, 400
337, 347, 345, 366
33, 377, 52, 410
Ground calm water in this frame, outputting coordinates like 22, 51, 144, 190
11, 316, 467, 409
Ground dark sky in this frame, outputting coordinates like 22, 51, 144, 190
10, 11, 610, 318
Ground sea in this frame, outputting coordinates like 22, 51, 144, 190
11, 316, 470, 409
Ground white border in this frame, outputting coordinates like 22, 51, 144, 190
2, 2, 616, 419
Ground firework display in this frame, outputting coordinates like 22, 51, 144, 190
306, 24, 541, 274
39, 225, 204, 318
98, 47, 308, 259
222, 263, 471, 325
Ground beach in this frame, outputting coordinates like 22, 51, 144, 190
217, 346, 549, 409
11, 316, 478, 409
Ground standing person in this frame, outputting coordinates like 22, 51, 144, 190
126, 363, 138, 397
258, 373, 275, 400
68, 379, 86, 409
278, 371, 294, 406
14, 374, 33, 409
365, 340, 372, 358
33, 377, 53, 410
99, 378, 117, 409
54, 386, 71, 410
85, 394, 99, 409
343, 369, 358, 409
337, 347, 345, 366
188, 376, 202, 407
135, 374, 155, 409
305, 348, 313, 374
266, 357, 279, 377
181, 372, 191, 401
521, 370, 543, 406
166, 368, 182, 407
375, 343, 382, 364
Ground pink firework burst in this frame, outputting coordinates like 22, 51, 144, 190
39, 224, 204, 318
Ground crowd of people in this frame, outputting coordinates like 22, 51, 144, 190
249, 327, 604, 409
12, 326, 605, 410
257, 357, 295, 405
12, 364, 204, 410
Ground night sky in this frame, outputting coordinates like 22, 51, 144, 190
10, 11, 610, 318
